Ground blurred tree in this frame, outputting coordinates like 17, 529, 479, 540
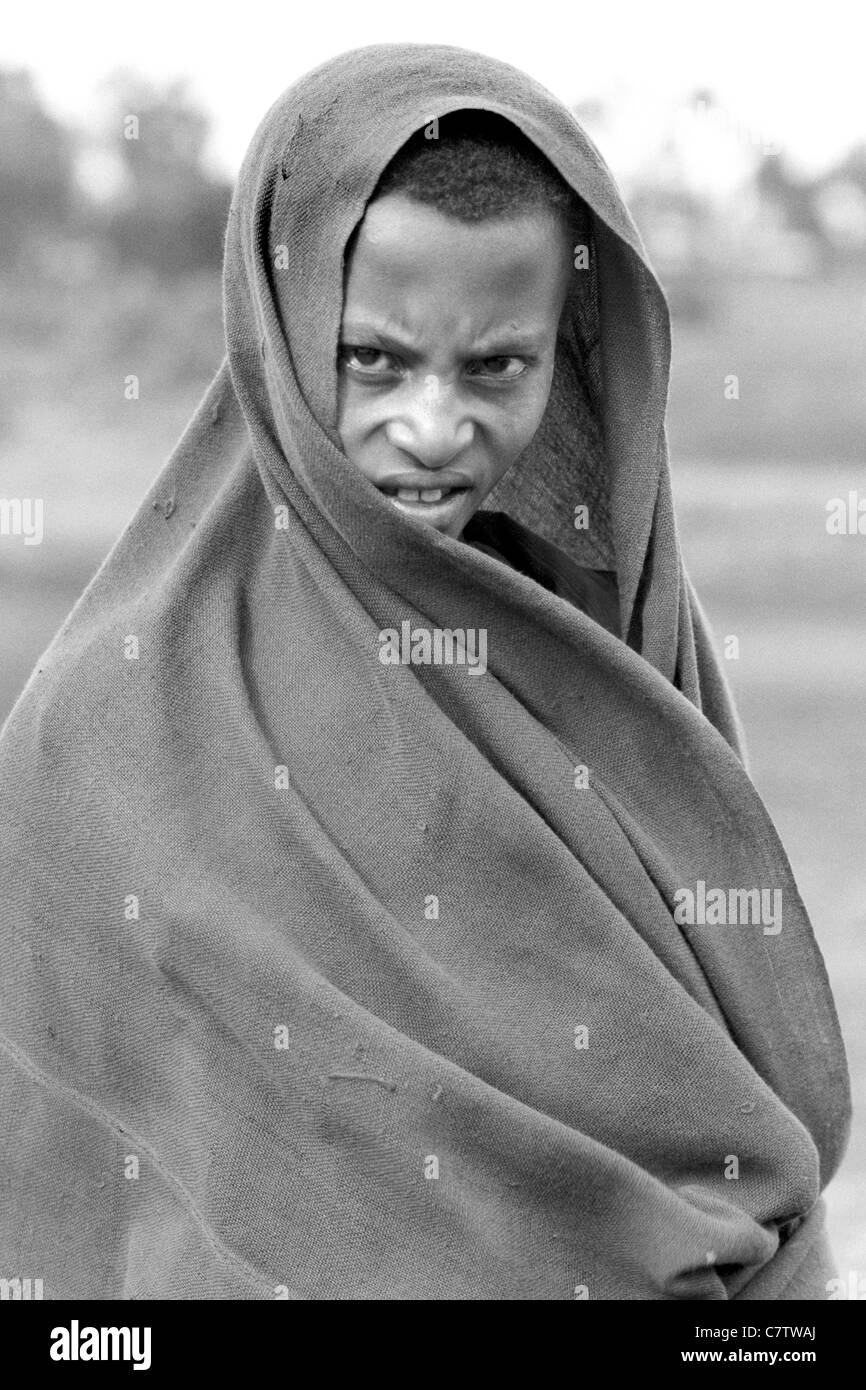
812, 144, 866, 265
97, 71, 232, 277
755, 152, 830, 254
0, 69, 76, 263
831, 142, 866, 194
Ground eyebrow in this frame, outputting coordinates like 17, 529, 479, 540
340, 321, 545, 356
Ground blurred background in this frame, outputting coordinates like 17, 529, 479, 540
1, 2, 864, 1286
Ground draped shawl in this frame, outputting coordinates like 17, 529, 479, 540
0, 42, 850, 1300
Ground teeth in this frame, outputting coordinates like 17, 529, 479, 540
392, 486, 455, 504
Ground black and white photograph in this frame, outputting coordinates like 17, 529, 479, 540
0, 0, 863, 1341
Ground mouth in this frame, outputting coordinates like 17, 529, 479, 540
376, 479, 473, 517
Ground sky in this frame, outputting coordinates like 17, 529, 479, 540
3, 0, 864, 187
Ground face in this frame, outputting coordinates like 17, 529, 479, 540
336, 192, 572, 538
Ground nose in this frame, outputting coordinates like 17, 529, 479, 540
384, 373, 474, 469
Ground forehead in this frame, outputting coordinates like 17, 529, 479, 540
343, 194, 570, 319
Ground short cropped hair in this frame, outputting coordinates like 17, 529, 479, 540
363, 109, 587, 237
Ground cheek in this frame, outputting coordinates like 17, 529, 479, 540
491, 369, 554, 455
336, 376, 394, 446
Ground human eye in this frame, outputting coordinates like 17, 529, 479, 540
339, 344, 399, 376
465, 355, 528, 380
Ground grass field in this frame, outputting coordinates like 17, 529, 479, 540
672, 461, 866, 1279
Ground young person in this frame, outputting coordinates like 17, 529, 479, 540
0, 43, 850, 1299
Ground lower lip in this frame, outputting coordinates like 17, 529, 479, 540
384, 490, 471, 520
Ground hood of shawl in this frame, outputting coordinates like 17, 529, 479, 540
222, 42, 673, 638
